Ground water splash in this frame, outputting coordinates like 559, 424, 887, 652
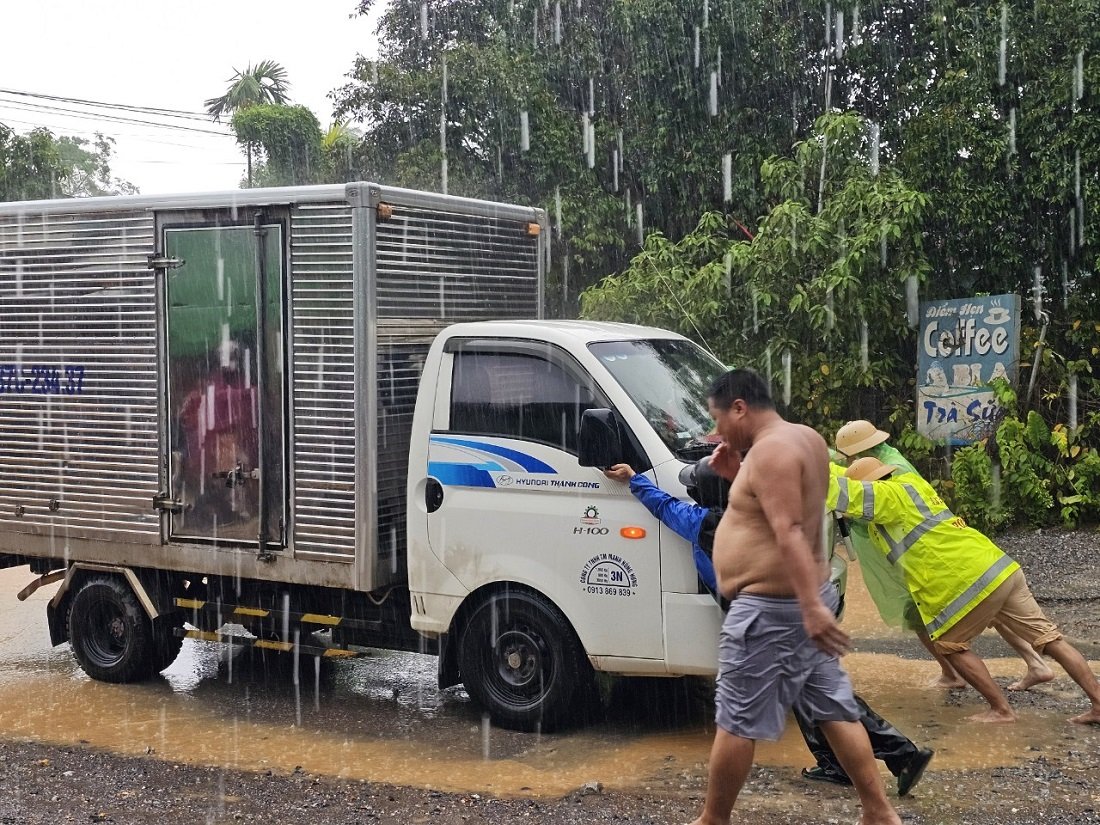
880, 233, 887, 267
825, 286, 835, 331
781, 350, 792, 407
824, 3, 832, 53
612, 149, 619, 191
709, 71, 718, 117
834, 9, 844, 58
635, 202, 644, 245
723, 250, 733, 295
765, 346, 773, 388
722, 153, 732, 202
703, 0, 709, 29
420, 1, 429, 39
588, 77, 595, 116
554, 185, 562, 232
694, 26, 700, 68
717, 46, 723, 85
520, 110, 530, 151
554, 1, 562, 44
852, 3, 861, 44
752, 291, 759, 333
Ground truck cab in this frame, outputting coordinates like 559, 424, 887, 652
406, 320, 845, 730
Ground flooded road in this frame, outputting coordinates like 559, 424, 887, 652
1, 563, 1098, 802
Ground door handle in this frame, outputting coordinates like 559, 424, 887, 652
425, 478, 444, 513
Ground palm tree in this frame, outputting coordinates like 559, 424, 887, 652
206, 60, 291, 186
204, 60, 291, 122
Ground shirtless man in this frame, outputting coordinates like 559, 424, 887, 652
687, 369, 900, 825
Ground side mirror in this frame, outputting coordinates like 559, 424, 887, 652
578, 408, 623, 468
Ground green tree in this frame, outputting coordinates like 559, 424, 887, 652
204, 60, 292, 121
582, 113, 932, 435
56, 134, 138, 197
0, 124, 64, 201
230, 105, 324, 187
206, 60, 293, 185
332, 0, 832, 313
1, 124, 135, 201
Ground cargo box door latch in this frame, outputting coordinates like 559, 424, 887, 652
148, 254, 183, 272
152, 492, 185, 513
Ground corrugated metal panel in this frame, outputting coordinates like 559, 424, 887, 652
290, 204, 356, 559
0, 210, 160, 544
374, 206, 540, 320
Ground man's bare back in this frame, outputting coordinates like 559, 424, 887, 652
712, 422, 830, 600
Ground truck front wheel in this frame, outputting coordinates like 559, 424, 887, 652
458, 589, 591, 732
68, 577, 156, 683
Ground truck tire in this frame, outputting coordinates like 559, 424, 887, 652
150, 617, 185, 674
458, 589, 591, 732
68, 577, 156, 683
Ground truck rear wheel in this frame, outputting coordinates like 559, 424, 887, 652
458, 589, 591, 732
68, 577, 156, 683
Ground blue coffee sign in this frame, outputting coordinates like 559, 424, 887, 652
916, 293, 1021, 445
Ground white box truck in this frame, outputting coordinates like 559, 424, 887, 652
0, 183, 842, 731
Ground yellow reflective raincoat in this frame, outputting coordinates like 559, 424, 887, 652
827, 467, 1020, 641
841, 443, 920, 629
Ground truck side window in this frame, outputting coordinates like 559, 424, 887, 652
449, 351, 600, 454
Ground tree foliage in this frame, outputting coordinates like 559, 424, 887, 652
231, 105, 325, 187
0, 124, 135, 200
331, 0, 1097, 524
583, 112, 932, 434
205, 60, 292, 122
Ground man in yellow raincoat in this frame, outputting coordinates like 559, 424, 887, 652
828, 456, 1100, 725
834, 420, 1052, 691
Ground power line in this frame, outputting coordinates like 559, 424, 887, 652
0, 86, 213, 121
0, 114, 237, 152
0, 95, 234, 137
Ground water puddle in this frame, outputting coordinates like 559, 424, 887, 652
1, 565, 1097, 797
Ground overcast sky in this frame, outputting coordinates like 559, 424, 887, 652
0, 1, 382, 195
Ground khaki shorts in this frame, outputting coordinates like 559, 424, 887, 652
933, 569, 1062, 655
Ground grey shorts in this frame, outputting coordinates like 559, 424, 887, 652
715, 582, 860, 741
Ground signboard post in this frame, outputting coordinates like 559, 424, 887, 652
916, 293, 1021, 445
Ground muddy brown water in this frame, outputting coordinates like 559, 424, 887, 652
1, 564, 1097, 799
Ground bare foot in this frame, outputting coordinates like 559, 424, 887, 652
1007, 665, 1055, 691
1068, 708, 1100, 726
967, 708, 1017, 723
929, 674, 967, 689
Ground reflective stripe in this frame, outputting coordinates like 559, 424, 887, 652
887, 510, 954, 564
903, 484, 933, 519
926, 555, 1017, 635
861, 482, 875, 521
836, 480, 850, 513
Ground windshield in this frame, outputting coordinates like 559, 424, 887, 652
589, 339, 727, 456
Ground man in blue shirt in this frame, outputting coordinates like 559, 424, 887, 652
603, 456, 933, 797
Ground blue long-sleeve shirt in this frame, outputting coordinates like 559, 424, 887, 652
627, 474, 720, 595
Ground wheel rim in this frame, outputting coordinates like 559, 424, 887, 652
83, 601, 129, 667
483, 618, 554, 709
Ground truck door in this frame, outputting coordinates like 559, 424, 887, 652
425, 339, 664, 661
153, 212, 286, 550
